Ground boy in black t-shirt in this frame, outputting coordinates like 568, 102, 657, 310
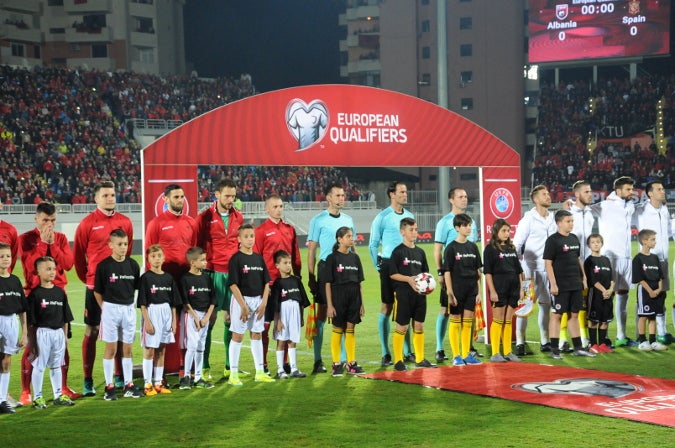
584, 234, 615, 354
180, 247, 216, 389
27, 256, 75, 408
94, 229, 141, 400
227, 224, 273, 386
389, 217, 436, 371
544, 210, 593, 359
444, 213, 483, 366
0, 243, 26, 414
632, 229, 667, 351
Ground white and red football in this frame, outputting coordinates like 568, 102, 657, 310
414, 272, 436, 295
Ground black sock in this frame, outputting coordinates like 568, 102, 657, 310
572, 336, 582, 350
598, 328, 607, 344
551, 337, 560, 353
638, 334, 646, 343
649, 334, 656, 344
589, 327, 598, 346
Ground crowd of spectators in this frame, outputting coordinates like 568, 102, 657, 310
532, 73, 675, 198
0, 64, 363, 205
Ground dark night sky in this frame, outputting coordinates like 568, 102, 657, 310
183, 0, 344, 92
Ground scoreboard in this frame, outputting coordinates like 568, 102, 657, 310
528, 0, 670, 64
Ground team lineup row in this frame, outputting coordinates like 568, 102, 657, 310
0, 176, 673, 414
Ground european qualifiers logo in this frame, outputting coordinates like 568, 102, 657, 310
513, 378, 641, 399
286, 99, 329, 151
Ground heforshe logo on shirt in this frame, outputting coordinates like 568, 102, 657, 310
286, 99, 329, 151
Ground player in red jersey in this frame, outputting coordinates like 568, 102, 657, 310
74, 181, 134, 396
254, 194, 301, 373
196, 178, 243, 379
0, 198, 18, 272
145, 184, 197, 379
18, 202, 80, 405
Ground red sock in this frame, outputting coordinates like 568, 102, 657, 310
61, 348, 70, 388
21, 346, 32, 393
82, 335, 96, 378
262, 322, 270, 365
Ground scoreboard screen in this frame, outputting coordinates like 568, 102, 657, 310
528, 0, 670, 64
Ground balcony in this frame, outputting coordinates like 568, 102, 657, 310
345, 5, 379, 20
347, 58, 380, 73
130, 31, 157, 48
129, 1, 155, 17
2, 0, 39, 13
0, 24, 42, 43
63, 0, 112, 13
65, 26, 112, 43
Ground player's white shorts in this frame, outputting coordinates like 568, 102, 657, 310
100, 302, 136, 344
274, 301, 301, 343
230, 295, 264, 335
609, 257, 632, 292
32, 327, 65, 370
183, 310, 208, 352
522, 267, 551, 306
141, 303, 175, 349
0, 314, 21, 355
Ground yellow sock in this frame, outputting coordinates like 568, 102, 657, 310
345, 328, 355, 363
461, 318, 473, 358
490, 319, 504, 356
413, 330, 424, 363
503, 320, 513, 355
393, 329, 405, 363
449, 317, 461, 358
331, 328, 343, 364
559, 312, 568, 344
578, 310, 589, 341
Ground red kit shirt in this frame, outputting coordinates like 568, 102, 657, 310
254, 218, 301, 282
19, 228, 74, 294
0, 219, 18, 272
73, 208, 134, 289
145, 210, 197, 278
196, 203, 243, 273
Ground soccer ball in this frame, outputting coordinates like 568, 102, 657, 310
414, 272, 436, 295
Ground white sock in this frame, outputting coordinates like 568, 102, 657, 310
143, 358, 153, 385
289, 347, 298, 371
153, 366, 164, 386
656, 314, 666, 337
184, 349, 195, 378
615, 293, 628, 340
32, 366, 44, 399
251, 338, 264, 372
276, 350, 284, 373
122, 357, 133, 385
229, 340, 242, 373
516, 316, 528, 345
538, 303, 551, 344
49, 367, 62, 400
103, 358, 114, 386
194, 351, 204, 380
0, 372, 9, 402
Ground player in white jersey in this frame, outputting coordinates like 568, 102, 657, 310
590, 176, 636, 347
513, 185, 557, 356
632, 180, 673, 345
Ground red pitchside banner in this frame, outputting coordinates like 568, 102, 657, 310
480, 166, 522, 342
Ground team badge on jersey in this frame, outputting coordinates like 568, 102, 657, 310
556, 4, 569, 20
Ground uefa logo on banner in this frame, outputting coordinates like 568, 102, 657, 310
490, 187, 515, 219
154, 193, 189, 217
286, 98, 329, 151
556, 4, 569, 20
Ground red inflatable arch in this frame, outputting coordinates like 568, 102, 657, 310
141, 85, 521, 368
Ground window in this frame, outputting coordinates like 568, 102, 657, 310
460, 71, 473, 83
33, 45, 40, 59
48, 0, 64, 6
138, 48, 155, 64
11, 43, 25, 57
50, 28, 66, 34
70, 43, 81, 52
421, 20, 430, 33
460, 44, 472, 57
421, 0, 430, 5
461, 98, 474, 110
92, 44, 108, 58
422, 46, 431, 59
459, 17, 472, 30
